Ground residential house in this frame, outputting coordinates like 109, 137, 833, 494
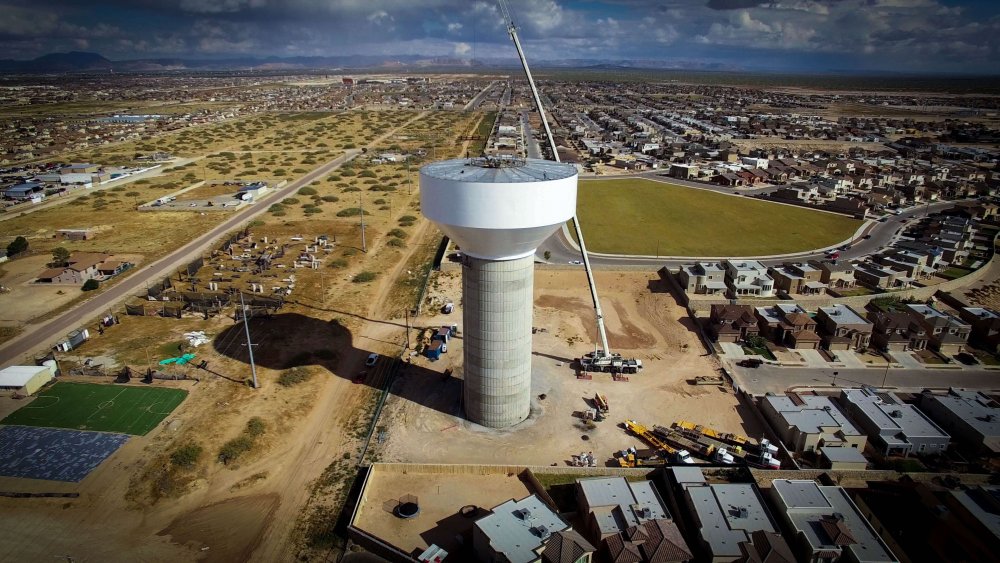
472, 495, 570, 563
852, 480, 1000, 563
759, 393, 867, 454
664, 467, 784, 563
810, 260, 856, 290
958, 307, 1000, 353
602, 520, 692, 563
867, 310, 928, 352
708, 304, 759, 343
769, 480, 898, 563
904, 304, 971, 355
853, 263, 911, 290
754, 304, 821, 349
840, 388, 950, 457
575, 477, 690, 563
734, 531, 795, 563
725, 260, 775, 298
815, 305, 873, 350
35, 252, 111, 284
541, 530, 596, 563
768, 263, 826, 296
918, 388, 1000, 455
677, 263, 728, 295
668, 163, 699, 180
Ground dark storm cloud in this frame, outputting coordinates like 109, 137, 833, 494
706, 0, 766, 10
0, 0, 995, 73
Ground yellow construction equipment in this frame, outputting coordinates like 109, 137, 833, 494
622, 420, 694, 464
674, 420, 754, 448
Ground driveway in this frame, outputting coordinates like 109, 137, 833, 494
797, 349, 830, 368
889, 351, 924, 370
719, 342, 747, 358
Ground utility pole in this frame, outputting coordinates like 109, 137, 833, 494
239, 292, 259, 389
359, 195, 367, 253
881, 359, 891, 388
404, 309, 411, 350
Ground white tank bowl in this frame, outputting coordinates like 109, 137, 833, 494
420, 157, 578, 260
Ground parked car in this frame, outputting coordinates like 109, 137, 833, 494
365, 353, 379, 367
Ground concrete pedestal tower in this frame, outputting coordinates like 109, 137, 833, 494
420, 156, 577, 428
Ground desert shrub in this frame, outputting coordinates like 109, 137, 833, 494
387, 238, 405, 248
298, 187, 317, 196
321, 195, 339, 202
328, 259, 348, 269
336, 207, 362, 217
170, 442, 203, 468
352, 271, 376, 283
82, 279, 100, 291
387, 228, 407, 239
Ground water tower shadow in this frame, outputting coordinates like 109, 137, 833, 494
212, 312, 464, 418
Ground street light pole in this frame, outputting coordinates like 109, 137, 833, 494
881, 359, 891, 388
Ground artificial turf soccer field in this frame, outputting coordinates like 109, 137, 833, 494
1, 382, 187, 435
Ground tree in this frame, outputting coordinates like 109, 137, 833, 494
51, 247, 71, 266
543, 250, 551, 260
81, 279, 99, 292
5, 236, 27, 257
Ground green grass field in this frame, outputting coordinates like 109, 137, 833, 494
1, 382, 187, 435
575, 178, 861, 256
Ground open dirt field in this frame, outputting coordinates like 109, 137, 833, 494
374, 269, 763, 467
0, 109, 493, 562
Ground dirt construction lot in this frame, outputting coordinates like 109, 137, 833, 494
375, 269, 763, 467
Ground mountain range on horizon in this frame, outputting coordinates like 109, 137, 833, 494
0, 50, 821, 75
2, 51, 996, 77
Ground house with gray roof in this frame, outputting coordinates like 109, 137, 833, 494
576, 477, 670, 542
769, 479, 898, 563
840, 388, 949, 457
473, 495, 570, 563
919, 388, 1000, 454
760, 393, 867, 454
677, 262, 727, 295
664, 468, 787, 563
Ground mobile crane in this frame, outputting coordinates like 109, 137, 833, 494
498, 0, 634, 372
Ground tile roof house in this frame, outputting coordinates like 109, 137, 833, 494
736, 530, 795, 563
708, 304, 760, 343
903, 304, 971, 355
754, 304, 821, 349
866, 310, 928, 352
603, 519, 692, 563
541, 529, 596, 563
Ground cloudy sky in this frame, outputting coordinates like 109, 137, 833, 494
1, 0, 998, 73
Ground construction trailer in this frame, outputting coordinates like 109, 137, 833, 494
673, 420, 781, 469
425, 340, 447, 360
653, 425, 735, 464
623, 419, 694, 464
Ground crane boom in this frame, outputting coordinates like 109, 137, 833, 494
497, 0, 612, 358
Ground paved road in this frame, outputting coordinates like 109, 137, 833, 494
727, 361, 1000, 395
0, 149, 361, 367
463, 80, 497, 111
520, 109, 544, 159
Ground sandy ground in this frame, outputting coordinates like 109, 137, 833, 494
0, 254, 87, 325
375, 269, 762, 468
353, 469, 531, 557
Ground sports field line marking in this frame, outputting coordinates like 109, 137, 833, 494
21, 396, 60, 409
86, 388, 127, 422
